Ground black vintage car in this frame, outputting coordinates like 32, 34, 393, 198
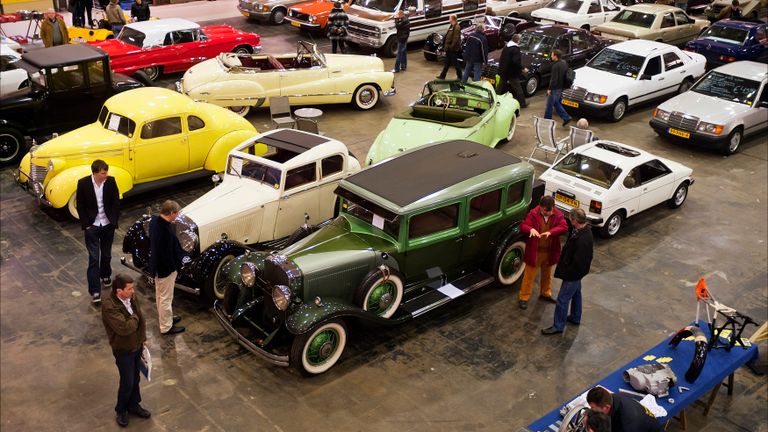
423, 15, 537, 62
0, 44, 142, 167
483, 25, 611, 96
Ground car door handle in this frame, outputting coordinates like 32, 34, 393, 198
643, 188, 648, 191
465, 233, 476, 238
658, 77, 665, 81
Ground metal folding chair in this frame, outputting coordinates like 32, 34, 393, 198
568, 126, 594, 148
295, 117, 319, 134
269, 96, 296, 129
528, 116, 570, 167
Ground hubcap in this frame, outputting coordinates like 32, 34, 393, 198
526, 78, 537, 95
368, 282, 394, 314
614, 102, 625, 120
0, 133, 20, 162
359, 89, 374, 106
675, 187, 686, 205
608, 215, 621, 235
501, 248, 522, 279
230, 106, 247, 114
144, 67, 159, 80
507, 116, 516, 140
307, 329, 338, 366
729, 133, 741, 152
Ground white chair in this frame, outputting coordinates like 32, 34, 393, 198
568, 126, 594, 148
528, 117, 570, 167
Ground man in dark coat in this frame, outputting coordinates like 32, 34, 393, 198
102, 274, 151, 427
542, 207, 593, 335
497, 33, 528, 108
327, 1, 349, 54
437, 14, 462, 80
130, 0, 150, 22
149, 200, 185, 335
587, 386, 663, 432
544, 48, 573, 127
393, 9, 410, 73
76, 159, 120, 304
461, 23, 489, 82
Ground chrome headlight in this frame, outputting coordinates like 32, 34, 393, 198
433, 33, 443, 45
585, 92, 607, 104
696, 122, 724, 135
240, 262, 258, 287
309, 15, 316, 23
654, 108, 671, 122
272, 284, 291, 310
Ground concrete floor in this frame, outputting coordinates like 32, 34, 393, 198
1, 14, 767, 432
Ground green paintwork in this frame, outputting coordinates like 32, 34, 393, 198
500, 246, 524, 279
367, 281, 396, 315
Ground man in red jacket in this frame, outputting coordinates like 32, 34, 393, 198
518, 196, 568, 309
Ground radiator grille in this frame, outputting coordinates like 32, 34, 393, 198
668, 112, 699, 130
563, 87, 587, 102
348, 20, 379, 38
29, 163, 47, 196
289, 10, 310, 21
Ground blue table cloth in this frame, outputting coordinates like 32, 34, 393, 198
528, 321, 759, 432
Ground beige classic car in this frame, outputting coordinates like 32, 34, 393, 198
178, 41, 395, 116
486, 0, 550, 17
593, 4, 709, 45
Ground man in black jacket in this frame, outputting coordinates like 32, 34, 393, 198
542, 208, 593, 335
437, 14, 462, 80
544, 49, 572, 127
461, 23, 489, 82
497, 33, 528, 108
76, 159, 121, 304
587, 387, 662, 432
393, 9, 410, 73
149, 200, 185, 335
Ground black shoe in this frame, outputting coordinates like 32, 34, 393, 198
102, 277, 112, 288
541, 326, 563, 335
129, 405, 151, 418
518, 300, 528, 310
540, 295, 557, 304
162, 325, 185, 335
173, 315, 182, 324
563, 119, 572, 127
567, 316, 581, 325
91, 292, 101, 304
116, 412, 129, 427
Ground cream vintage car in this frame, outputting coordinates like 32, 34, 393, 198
593, 4, 709, 46
486, 0, 550, 17
121, 128, 362, 302
178, 41, 396, 116
16, 88, 258, 219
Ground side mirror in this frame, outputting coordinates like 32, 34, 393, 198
640, 74, 652, 80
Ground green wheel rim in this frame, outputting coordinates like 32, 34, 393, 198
501, 247, 522, 279
306, 328, 339, 367
367, 281, 395, 316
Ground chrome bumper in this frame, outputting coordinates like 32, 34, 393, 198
284, 17, 320, 28
383, 86, 396, 96
238, 6, 271, 19
15, 169, 52, 207
213, 300, 290, 367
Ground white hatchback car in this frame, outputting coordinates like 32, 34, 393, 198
650, 61, 768, 155
540, 141, 693, 238
562, 40, 706, 121
0, 44, 28, 97
531, 0, 623, 30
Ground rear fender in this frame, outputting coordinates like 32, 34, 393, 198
204, 130, 261, 172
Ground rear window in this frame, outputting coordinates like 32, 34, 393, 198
544, 0, 583, 13
119, 27, 146, 48
552, 152, 622, 189
610, 10, 656, 28
698, 25, 749, 45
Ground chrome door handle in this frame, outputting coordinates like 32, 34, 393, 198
659, 78, 665, 81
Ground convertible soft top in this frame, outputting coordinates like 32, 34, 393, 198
259, 129, 330, 154
346, 140, 521, 208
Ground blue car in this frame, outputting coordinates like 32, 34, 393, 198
685, 19, 768, 68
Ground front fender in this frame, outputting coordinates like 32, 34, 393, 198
122, 215, 151, 268
285, 297, 362, 334
45, 165, 134, 208
220, 251, 268, 285
204, 129, 260, 172
189, 239, 249, 284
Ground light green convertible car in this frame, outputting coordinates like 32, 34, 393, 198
365, 80, 520, 165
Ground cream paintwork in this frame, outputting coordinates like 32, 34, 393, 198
486, 0, 550, 17
179, 130, 362, 252
532, 0, 622, 29
594, 5, 709, 45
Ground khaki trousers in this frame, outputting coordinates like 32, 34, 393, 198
155, 271, 176, 333
519, 252, 553, 301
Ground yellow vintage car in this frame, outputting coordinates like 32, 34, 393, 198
68, 26, 115, 44
16, 87, 258, 219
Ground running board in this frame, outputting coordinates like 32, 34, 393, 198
400, 271, 495, 318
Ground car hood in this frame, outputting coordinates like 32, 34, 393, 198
657, 90, 752, 123
325, 54, 385, 73
182, 57, 227, 92
594, 22, 645, 37
532, 8, 576, 22
291, 1, 331, 14
521, 51, 549, 70
30, 123, 128, 159
90, 39, 142, 57
573, 66, 636, 94
181, 177, 279, 231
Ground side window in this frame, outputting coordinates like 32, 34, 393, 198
756, 26, 767, 43
469, 189, 502, 222
643, 56, 662, 76
663, 52, 683, 71
588, 1, 602, 13
556, 37, 571, 54
425, 0, 442, 18
48, 65, 85, 91
321, 155, 344, 177
602, 0, 617, 11
674, 11, 692, 24
140, 117, 182, 139
463, 0, 479, 12
87, 60, 106, 86
622, 168, 640, 189
285, 163, 317, 189
0, 55, 18, 72
636, 160, 671, 183
409, 203, 460, 239
163, 32, 173, 45
661, 13, 675, 28
507, 180, 526, 207
176, 30, 196, 43
572, 33, 589, 52
188, 115, 205, 131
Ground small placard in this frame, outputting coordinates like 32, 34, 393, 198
372, 214, 384, 230
107, 115, 121, 132
437, 283, 464, 299
230, 157, 243, 175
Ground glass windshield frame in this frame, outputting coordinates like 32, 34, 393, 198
690, 71, 761, 105
101, 109, 136, 137
355, 0, 401, 12
587, 47, 645, 78
118, 27, 147, 48
698, 25, 749, 45
226, 155, 284, 188
552, 152, 623, 189
423, 80, 494, 104
336, 188, 401, 240
518, 32, 557, 55
610, 9, 656, 28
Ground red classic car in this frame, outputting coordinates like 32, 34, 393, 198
90, 18, 261, 82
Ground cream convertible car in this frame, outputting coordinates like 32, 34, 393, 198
178, 41, 396, 116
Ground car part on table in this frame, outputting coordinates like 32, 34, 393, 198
669, 324, 708, 384
623, 363, 677, 397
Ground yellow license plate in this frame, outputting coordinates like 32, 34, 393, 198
668, 128, 690, 139
562, 99, 579, 108
241, 11, 250, 16
291, 21, 301, 27
555, 193, 579, 208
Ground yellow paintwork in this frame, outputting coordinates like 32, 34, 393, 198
68, 26, 114, 44
18, 87, 258, 211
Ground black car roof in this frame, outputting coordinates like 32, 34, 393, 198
345, 140, 522, 208
21, 44, 107, 68
524, 24, 577, 37
259, 129, 329, 154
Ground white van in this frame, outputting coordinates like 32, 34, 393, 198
346, 0, 487, 57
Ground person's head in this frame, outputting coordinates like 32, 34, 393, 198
586, 409, 611, 432
576, 118, 589, 130
551, 49, 562, 61
113, 273, 135, 300
91, 159, 109, 183
586, 387, 613, 415
334, 1, 342, 7
512, 33, 521, 43
45, 8, 57, 20
135, 0, 143, 4
449, 14, 457, 25
569, 208, 588, 229
731, 0, 739, 7
539, 195, 555, 217
475, 22, 484, 33
394, 9, 404, 18
159, 200, 181, 221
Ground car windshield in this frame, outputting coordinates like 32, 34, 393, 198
691, 71, 760, 105
519, 32, 556, 55
544, 0, 583, 13
99, 106, 136, 137
425, 81, 493, 103
587, 48, 645, 77
118, 27, 146, 48
610, 10, 656, 28
697, 25, 749, 44
337, 189, 400, 239
355, 0, 400, 12
227, 155, 283, 188
552, 152, 622, 189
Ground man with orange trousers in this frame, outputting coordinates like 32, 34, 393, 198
518, 196, 568, 309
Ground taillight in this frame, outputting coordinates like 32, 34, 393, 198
589, 200, 602, 214
718, 55, 736, 62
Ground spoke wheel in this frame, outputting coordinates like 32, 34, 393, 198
494, 240, 526, 286
353, 84, 380, 110
291, 319, 347, 375
355, 268, 403, 318
205, 254, 236, 302
600, 211, 622, 238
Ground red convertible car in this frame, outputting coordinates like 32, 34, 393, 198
90, 18, 261, 82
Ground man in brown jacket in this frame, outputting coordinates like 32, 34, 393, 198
40, 8, 69, 47
437, 14, 463, 80
102, 274, 152, 427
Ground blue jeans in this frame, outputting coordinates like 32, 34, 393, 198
553, 279, 582, 331
545, 88, 571, 122
114, 350, 142, 414
394, 41, 407, 71
85, 224, 115, 295
461, 62, 483, 82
